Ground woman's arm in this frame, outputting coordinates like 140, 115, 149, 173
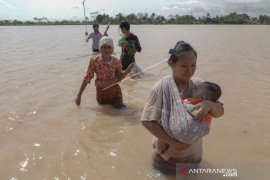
115, 62, 135, 82
121, 63, 134, 79
191, 100, 224, 120
142, 121, 190, 151
75, 80, 88, 106
86, 34, 92, 42
75, 59, 95, 105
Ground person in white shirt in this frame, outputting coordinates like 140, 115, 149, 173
86, 23, 108, 52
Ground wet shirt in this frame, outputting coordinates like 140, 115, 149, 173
84, 55, 122, 87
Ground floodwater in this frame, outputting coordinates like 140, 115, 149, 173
0, 25, 270, 179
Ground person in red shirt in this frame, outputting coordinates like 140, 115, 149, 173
75, 36, 134, 109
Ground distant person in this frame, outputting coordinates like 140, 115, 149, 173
86, 23, 108, 53
118, 21, 142, 76
157, 81, 222, 161
75, 37, 134, 109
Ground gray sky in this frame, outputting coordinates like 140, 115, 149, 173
0, 0, 270, 20
163, 0, 270, 17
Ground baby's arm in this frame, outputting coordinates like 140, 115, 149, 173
191, 100, 224, 120
186, 103, 211, 125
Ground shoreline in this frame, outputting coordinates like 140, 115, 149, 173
0, 24, 269, 26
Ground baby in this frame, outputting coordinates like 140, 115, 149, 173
158, 81, 222, 160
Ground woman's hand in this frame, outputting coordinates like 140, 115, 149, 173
75, 95, 81, 106
190, 100, 212, 121
126, 62, 135, 73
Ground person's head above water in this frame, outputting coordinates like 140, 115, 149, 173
119, 21, 130, 35
98, 36, 114, 57
192, 82, 222, 102
93, 23, 99, 33
168, 41, 197, 82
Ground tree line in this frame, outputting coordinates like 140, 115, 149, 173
1, 12, 270, 25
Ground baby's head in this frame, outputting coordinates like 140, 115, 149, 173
192, 82, 222, 102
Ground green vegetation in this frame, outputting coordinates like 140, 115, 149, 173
1, 12, 270, 25
118, 37, 137, 55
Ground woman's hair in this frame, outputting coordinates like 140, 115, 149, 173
168, 41, 197, 64
119, 21, 130, 31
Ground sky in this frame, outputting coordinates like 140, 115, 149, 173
1, 0, 270, 20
